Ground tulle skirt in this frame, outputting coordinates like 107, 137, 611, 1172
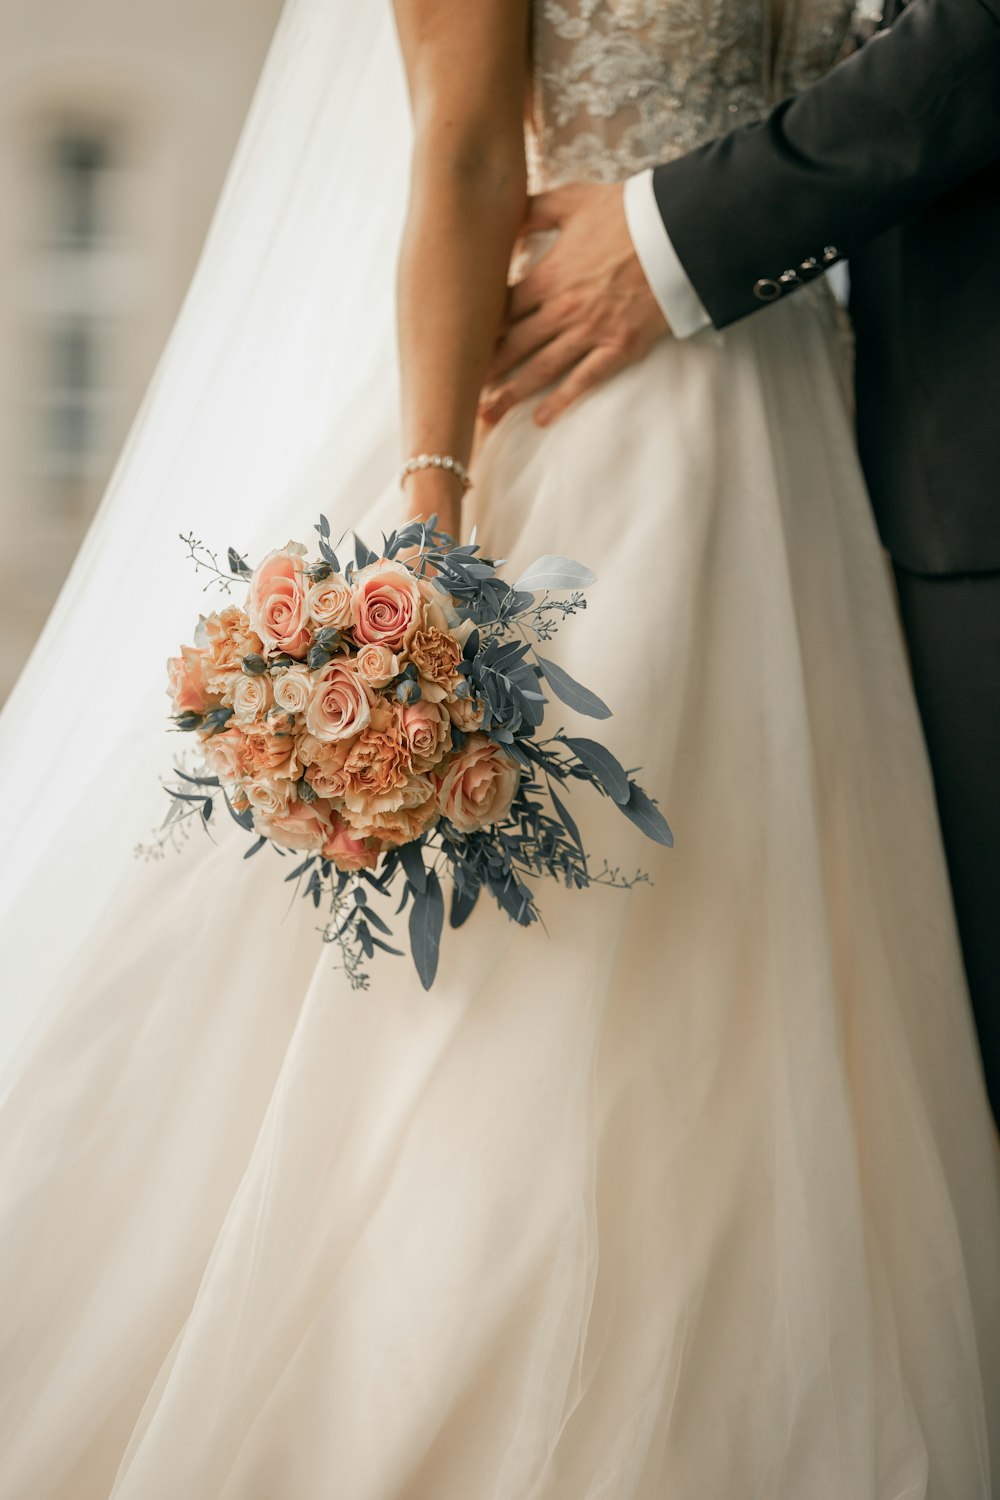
1, 286, 998, 1499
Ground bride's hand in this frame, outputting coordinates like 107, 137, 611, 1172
402, 471, 464, 545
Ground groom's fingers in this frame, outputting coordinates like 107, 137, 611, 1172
519, 185, 578, 237
479, 330, 589, 425
533, 347, 627, 427
487, 307, 562, 383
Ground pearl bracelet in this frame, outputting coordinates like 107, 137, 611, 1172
399, 453, 473, 492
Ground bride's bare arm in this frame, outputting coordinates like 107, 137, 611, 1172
392, 0, 530, 536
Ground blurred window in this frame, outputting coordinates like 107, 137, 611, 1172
32, 124, 122, 495
51, 133, 113, 248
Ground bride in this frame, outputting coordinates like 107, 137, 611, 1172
0, 0, 997, 1495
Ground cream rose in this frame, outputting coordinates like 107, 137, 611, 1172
244, 778, 293, 821
350, 560, 423, 652
232, 672, 273, 725
416, 576, 462, 633
167, 646, 210, 716
447, 692, 486, 734
355, 643, 401, 690
306, 574, 353, 631
401, 698, 452, 772
305, 660, 373, 743
248, 545, 312, 659
436, 734, 521, 833
272, 665, 313, 716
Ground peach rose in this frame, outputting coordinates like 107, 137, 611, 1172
242, 725, 298, 780
406, 627, 462, 703
302, 738, 351, 801
201, 725, 247, 784
341, 700, 412, 815
447, 691, 486, 734
401, 698, 452, 772
355, 643, 401, 690
272, 665, 313, 717
436, 734, 521, 833
256, 795, 332, 854
248, 545, 312, 659
306, 574, 353, 631
305, 659, 373, 743
167, 646, 210, 716
343, 775, 439, 846
203, 607, 265, 698
350, 560, 423, 652
322, 814, 380, 873
232, 672, 273, 725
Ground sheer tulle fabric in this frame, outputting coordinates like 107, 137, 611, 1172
0, 2, 998, 1497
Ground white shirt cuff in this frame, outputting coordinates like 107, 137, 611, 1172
623, 169, 712, 340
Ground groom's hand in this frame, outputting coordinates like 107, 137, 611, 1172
480, 183, 671, 428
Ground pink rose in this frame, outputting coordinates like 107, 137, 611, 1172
350, 560, 423, 652
248, 546, 312, 659
322, 814, 380, 872
305, 659, 373, 743
256, 795, 332, 853
167, 646, 210, 716
306, 575, 353, 631
436, 734, 521, 833
355, 643, 401, 689
400, 698, 452, 772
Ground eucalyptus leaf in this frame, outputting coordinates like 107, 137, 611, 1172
536, 656, 611, 720
561, 736, 630, 804
619, 782, 674, 847
354, 533, 378, 569
450, 879, 480, 929
399, 840, 427, 894
409, 869, 444, 990
513, 556, 596, 594
547, 780, 585, 861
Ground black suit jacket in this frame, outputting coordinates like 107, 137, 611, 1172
651, 0, 1000, 576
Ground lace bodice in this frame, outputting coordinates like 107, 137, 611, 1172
529, 0, 861, 188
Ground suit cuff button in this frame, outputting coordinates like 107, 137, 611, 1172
753, 278, 781, 302
822, 245, 839, 264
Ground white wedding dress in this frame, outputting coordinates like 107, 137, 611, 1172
0, 2, 998, 1496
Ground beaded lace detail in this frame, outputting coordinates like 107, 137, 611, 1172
529, 0, 860, 189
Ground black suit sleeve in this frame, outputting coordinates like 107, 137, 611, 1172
652, 0, 1000, 328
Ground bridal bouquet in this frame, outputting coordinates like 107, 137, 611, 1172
160, 516, 671, 989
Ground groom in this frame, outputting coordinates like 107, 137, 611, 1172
484, 0, 1000, 1122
